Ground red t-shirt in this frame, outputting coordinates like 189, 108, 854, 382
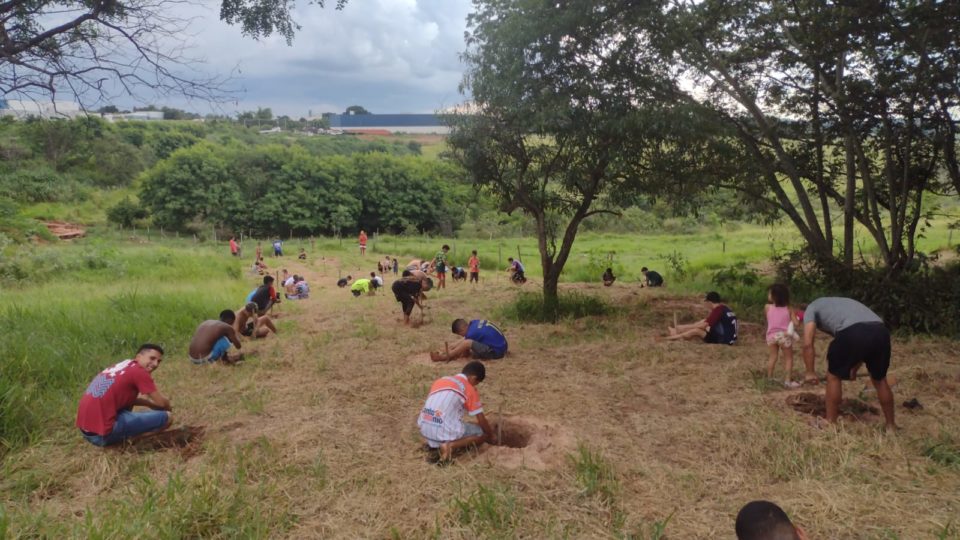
229, 239, 238, 253
705, 305, 726, 327
76, 360, 157, 435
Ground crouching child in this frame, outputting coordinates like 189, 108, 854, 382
417, 361, 497, 462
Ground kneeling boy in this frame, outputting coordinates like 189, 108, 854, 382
418, 361, 496, 461
431, 318, 508, 362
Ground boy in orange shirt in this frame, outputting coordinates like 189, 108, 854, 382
417, 361, 497, 462
468, 250, 480, 283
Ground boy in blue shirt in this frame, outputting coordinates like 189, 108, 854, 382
431, 318, 508, 362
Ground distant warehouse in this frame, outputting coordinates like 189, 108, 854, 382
327, 113, 449, 134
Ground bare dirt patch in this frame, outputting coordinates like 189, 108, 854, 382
786, 392, 878, 420
43, 220, 86, 240
468, 415, 574, 471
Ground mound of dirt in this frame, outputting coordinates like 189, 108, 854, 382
119, 425, 205, 458
43, 220, 86, 240
469, 416, 573, 471
786, 392, 878, 420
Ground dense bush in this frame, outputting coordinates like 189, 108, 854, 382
775, 249, 960, 336
106, 197, 149, 227
0, 167, 88, 203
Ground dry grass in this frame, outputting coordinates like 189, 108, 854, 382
3, 256, 960, 539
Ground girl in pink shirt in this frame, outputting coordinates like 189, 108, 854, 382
765, 283, 801, 388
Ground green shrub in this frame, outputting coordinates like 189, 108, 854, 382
453, 484, 520, 537
0, 168, 88, 203
500, 291, 608, 323
106, 197, 149, 227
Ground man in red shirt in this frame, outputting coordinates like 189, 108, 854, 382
76, 344, 173, 446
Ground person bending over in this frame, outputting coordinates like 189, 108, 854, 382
802, 297, 896, 430
663, 291, 738, 345
188, 310, 243, 365
249, 275, 278, 315
351, 277, 374, 297
641, 267, 664, 287
234, 302, 278, 339
337, 275, 352, 288
507, 257, 526, 284
431, 318, 508, 362
418, 361, 497, 462
735, 500, 808, 540
392, 271, 424, 325
76, 344, 173, 447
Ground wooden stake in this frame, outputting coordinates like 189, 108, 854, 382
444, 341, 450, 362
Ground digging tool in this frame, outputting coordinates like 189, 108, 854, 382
444, 341, 451, 363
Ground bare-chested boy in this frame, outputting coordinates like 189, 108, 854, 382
189, 310, 243, 365
234, 302, 278, 339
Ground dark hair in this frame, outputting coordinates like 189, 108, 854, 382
472, 250, 477, 255
219, 309, 236, 323
462, 360, 486, 382
735, 501, 800, 540
371, 272, 376, 278
508, 257, 514, 262
641, 267, 649, 273
768, 283, 790, 307
705, 291, 722, 303
402, 270, 412, 277
451, 318, 468, 334
442, 244, 450, 250
605, 268, 613, 273
346, 275, 352, 280
245, 302, 258, 313
263, 276, 274, 285
137, 343, 164, 356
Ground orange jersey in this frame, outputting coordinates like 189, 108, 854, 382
418, 374, 483, 442
468, 256, 480, 272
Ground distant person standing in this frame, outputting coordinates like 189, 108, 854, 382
76, 344, 172, 447
359, 230, 368, 256
802, 297, 896, 430
641, 267, 664, 287
392, 257, 399, 275
272, 239, 283, 257
468, 250, 480, 284
229, 236, 239, 257
434, 244, 450, 289
255, 242, 262, 261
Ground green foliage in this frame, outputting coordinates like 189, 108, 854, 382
0, 167, 88, 203
452, 484, 520, 538
663, 251, 689, 280
923, 433, 960, 469
500, 292, 608, 323
106, 197, 149, 227
569, 444, 619, 504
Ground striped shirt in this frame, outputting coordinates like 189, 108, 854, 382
418, 374, 483, 442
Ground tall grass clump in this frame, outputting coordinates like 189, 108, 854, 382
500, 292, 608, 323
452, 483, 521, 538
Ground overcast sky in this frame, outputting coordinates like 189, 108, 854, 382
153, 0, 474, 117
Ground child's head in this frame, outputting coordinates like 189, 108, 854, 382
442, 244, 450, 252
472, 250, 477, 255
462, 360, 486, 385
735, 500, 805, 540
219, 309, 236, 324
705, 291, 722, 303
768, 283, 790, 307
508, 257, 514, 263
451, 318, 469, 336
263, 275, 275, 285
606, 267, 613, 273
370, 272, 377, 278
641, 266, 649, 273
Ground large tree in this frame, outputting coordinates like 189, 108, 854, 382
643, 0, 960, 272
448, 0, 735, 311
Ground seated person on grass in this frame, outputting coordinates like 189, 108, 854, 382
418, 361, 497, 462
392, 271, 424, 325
641, 267, 664, 287
234, 302, 278, 338
602, 267, 616, 286
188, 310, 243, 365
76, 344, 172, 447
507, 257, 526, 283
286, 276, 310, 300
298, 248, 307, 260
663, 291, 738, 345
248, 275, 278, 315
735, 500, 808, 540
337, 275, 352, 288
431, 318, 508, 362
802, 297, 896, 431
351, 277, 374, 297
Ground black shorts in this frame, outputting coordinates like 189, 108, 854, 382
470, 272, 479, 282
470, 341, 504, 360
827, 322, 891, 381
352, 290, 361, 297
399, 296, 416, 315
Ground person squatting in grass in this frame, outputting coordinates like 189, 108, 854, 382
188, 310, 243, 365
337, 275, 352, 288
418, 361, 497, 462
765, 283, 802, 389
641, 267, 664, 287
392, 270, 424, 325
370, 271, 384, 290
234, 302, 278, 339
802, 297, 897, 431
663, 291, 738, 345
350, 277, 375, 297
602, 267, 616, 286
468, 250, 480, 283
433, 244, 450, 289
248, 275, 279, 315
507, 257, 526, 284
76, 344, 173, 447
735, 500, 808, 540
285, 276, 309, 300
431, 319, 508, 362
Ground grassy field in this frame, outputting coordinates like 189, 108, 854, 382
1, 227, 959, 538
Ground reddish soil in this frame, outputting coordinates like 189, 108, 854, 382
786, 392, 878, 420
43, 221, 86, 240
119, 425, 205, 459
